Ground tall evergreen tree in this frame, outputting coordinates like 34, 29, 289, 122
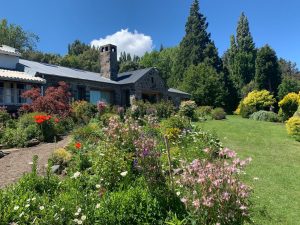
226, 13, 256, 94
170, 0, 220, 86
254, 45, 281, 93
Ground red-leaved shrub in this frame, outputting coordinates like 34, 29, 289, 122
20, 81, 71, 118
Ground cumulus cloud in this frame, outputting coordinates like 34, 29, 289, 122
91, 29, 153, 58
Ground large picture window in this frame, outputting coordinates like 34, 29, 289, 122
90, 90, 111, 104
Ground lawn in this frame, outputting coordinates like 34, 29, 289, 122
199, 115, 300, 224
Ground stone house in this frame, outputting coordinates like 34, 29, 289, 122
0, 44, 189, 111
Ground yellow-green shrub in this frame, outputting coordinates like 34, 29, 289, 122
52, 148, 72, 165
165, 128, 181, 141
286, 116, 300, 141
235, 90, 276, 118
278, 92, 300, 121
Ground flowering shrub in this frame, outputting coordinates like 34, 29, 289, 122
286, 116, 300, 141
97, 101, 107, 115
278, 92, 300, 121
71, 100, 97, 124
51, 148, 72, 167
176, 149, 252, 224
20, 81, 71, 118
236, 90, 276, 118
179, 100, 197, 119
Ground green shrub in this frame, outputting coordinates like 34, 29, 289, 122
99, 112, 119, 126
179, 100, 197, 119
71, 100, 97, 124
250, 110, 279, 122
211, 107, 226, 120
54, 117, 75, 135
286, 116, 300, 141
72, 121, 102, 143
196, 106, 212, 120
154, 100, 175, 119
160, 115, 191, 133
278, 92, 299, 121
1, 127, 27, 148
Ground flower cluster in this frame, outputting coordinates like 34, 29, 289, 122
97, 101, 107, 114
34, 114, 51, 124
176, 148, 252, 224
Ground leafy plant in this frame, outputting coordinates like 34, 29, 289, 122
286, 116, 300, 141
278, 92, 299, 121
211, 107, 226, 120
250, 110, 279, 122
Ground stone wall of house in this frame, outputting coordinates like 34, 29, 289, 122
133, 68, 168, 101
41, 74, 122, 105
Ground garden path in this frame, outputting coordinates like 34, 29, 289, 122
0, 136, 71, 188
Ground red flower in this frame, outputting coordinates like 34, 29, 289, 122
75, 142, 82, 149
54, 118, 59, 123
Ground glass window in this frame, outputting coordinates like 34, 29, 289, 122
89, 90, 111, 105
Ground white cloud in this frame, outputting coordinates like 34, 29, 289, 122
91, 29, 153, 58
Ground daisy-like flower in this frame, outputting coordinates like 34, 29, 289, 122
25, 204, 30, 208
96, 203, 100, 209
14, 206, 19, 211
32, 197, 36, 201
39, 206, 44, 210
75, 212, 79, 216
176, 191, 180, 196
120, 171, 128, 177
77, 220, 83, 224
72, 171, 81, 179
77, 207, 82, 213
81, 215, 86, 221
96, 184, 101, 189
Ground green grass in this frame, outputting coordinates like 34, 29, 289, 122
198, 115, 300, 225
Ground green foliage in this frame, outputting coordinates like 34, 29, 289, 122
249, 110, 279, 122
0, 19, 39, 51
139, 48, 179, 85
195, 106, 213, 120
171, 0, 221, 87
160, 116, 191, 133
51, 148, 72, 166
154, 100, 175, 119
278, 92, 299, 121
286, 116, 300, 141
0, 107, 11, 126
278, 76, 300, 100
181, 63, 227, 107
225, 13, 256, 93
255, 45, 281, 93
294, 106, 300, 117
71, 100, 97, 124
72, 121, 102, 144
211, 107, 226, 120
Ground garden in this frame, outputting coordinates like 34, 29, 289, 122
0, 83, 300, 225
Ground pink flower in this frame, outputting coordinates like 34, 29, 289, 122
192, 199, 200, 209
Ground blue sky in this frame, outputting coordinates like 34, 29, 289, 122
1, 0, 300, 67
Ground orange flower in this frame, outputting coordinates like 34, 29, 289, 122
75, 142, 82, 149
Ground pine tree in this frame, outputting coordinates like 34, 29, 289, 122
255, 45, 281, 93
170, 0, 220, 87
225, 13, 256, 94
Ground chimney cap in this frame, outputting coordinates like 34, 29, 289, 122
100, 44, 117, 52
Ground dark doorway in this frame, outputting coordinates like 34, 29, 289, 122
142, 93, 157, 103
77, 86, 86, 100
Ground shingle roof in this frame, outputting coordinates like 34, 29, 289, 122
0, 69, 46, 84
0, 45, 21, 57
19, 59, 118, 84
116, 68, 153, 84
19, 59, 153, 85
168, 88, 190, 96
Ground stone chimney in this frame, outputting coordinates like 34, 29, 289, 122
99, 44, 118, 81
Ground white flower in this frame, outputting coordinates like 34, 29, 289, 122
77, 220, 83, 224
96, 203, 100, 209
81, 215, 86, 221
60, 208, 65, 211
176, 191, 180, 196
120, 171, 128, 177
72, 171, 81, 179
14, 206, 19, 211
96, 184, 101, 189
26, 198, 31, 202
19, 212, 24, 217
39, 206, 44, 210
75, 212, 79, 216
77, 207, 82, 213
73, 219, 79, 223
253, 177, 259, 181
32, 197, 36, 201
25, 204, 30, 208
